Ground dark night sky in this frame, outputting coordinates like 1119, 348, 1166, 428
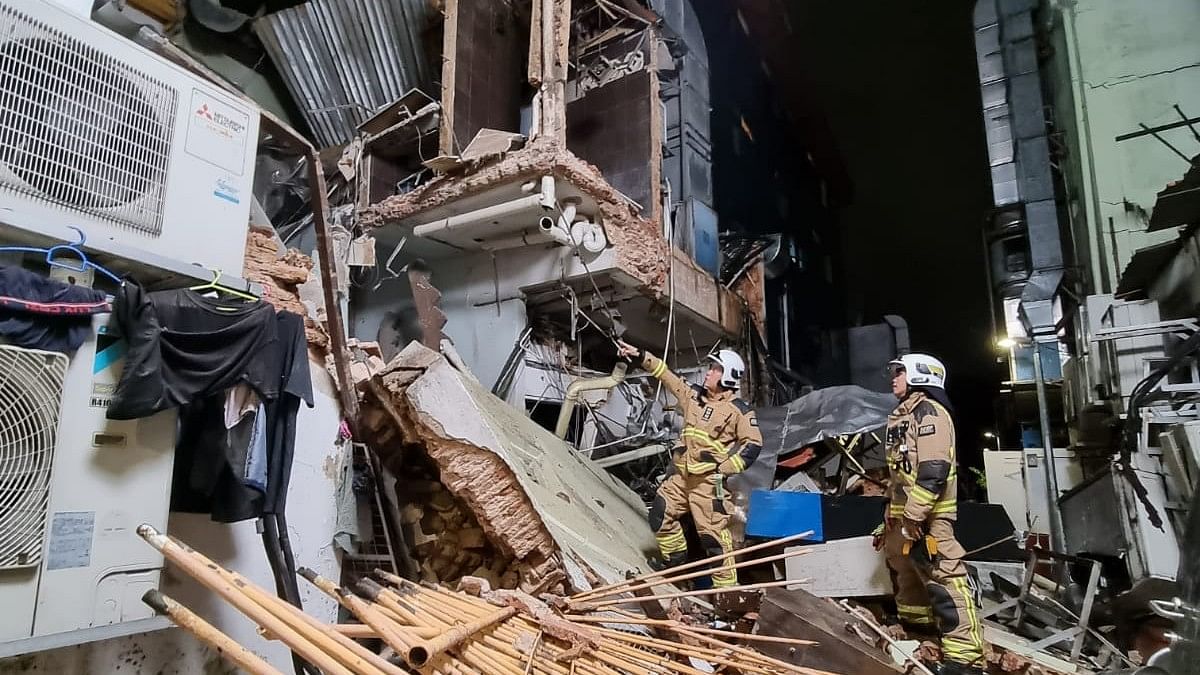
774, 3, 1003, 470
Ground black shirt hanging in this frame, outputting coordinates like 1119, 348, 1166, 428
107, 279, 278, 420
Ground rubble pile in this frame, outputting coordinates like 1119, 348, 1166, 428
393, 470, 521, 590
347, 342, 573, 595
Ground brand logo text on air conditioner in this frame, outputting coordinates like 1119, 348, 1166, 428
195, 104, 246, 136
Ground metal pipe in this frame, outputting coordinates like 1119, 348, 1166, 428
1032, 337, 1066, 551
554, 362, 628, 439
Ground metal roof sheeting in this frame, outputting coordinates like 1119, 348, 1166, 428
255, 0, 432, 148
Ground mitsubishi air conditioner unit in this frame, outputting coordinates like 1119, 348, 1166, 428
0, 0, 259, 274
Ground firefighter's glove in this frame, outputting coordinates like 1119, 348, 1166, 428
717, 459, 741, 476
900, 517, 924, 542
871, 522, 886, 551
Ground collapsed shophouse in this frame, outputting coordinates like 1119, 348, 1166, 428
4, 0, 1200, 672
0, 0, 881, 672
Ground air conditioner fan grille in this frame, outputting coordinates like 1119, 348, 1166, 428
0, 345, 68, 570
0, 2, 177, 235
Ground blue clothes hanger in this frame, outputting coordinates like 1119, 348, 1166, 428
0, 227, 123, 284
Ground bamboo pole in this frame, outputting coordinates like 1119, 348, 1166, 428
599, 628, 791, 675
397, 583, 637, 675
604, 607, 823, 673
298, 567, 425, 663
571, 530, 814, 600
576, 578, 810, 609
367, 582, 557, 675
603, 618, 834, 675
568, 614, 817, 646
580, 546, 815, 600
370, 582, 537, 675
332, 624, 377, 638
407, 606, 519, 667
142, 589, 283, 675
522, 631, 542, 675
395, 583, 581, 675
136, 525, 354, 675
159, 533, 401, 675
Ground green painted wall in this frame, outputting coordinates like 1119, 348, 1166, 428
1041, 0, 1200, 294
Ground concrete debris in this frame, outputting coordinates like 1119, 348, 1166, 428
243, 228, 329, 351
460, 128, 528, 162
406, 261, 448, 349
355, 341, 657, 595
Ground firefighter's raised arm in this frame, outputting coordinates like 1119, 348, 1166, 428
617, 340, 691, 402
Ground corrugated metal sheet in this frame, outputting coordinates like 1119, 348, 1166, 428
255, 0, 431, 147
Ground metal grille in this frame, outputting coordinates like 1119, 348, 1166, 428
0, 346, 68, 570
340, 443, 399, 590
0, 2, 177, 235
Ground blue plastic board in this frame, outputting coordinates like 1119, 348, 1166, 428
745, 489, 824, 541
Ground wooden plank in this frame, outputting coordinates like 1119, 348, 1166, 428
647, 26, 664, 226
438, 0, 459, 157
755, 588, 902, 675
527, 0, 543, 86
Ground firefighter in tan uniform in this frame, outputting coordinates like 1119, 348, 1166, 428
617, 341, 762, 587
874, 353, 984, 674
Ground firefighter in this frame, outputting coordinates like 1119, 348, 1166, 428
616, 340, 762, 587
873, 353, 985, 674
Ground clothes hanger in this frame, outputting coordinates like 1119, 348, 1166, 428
0, 226, 123, 284
188, 268, 258, 302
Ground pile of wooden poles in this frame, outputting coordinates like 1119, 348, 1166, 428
137, 524, 829, 675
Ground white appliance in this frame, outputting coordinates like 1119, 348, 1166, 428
0, 318, 176, 648
0, 0, 258, 652
1022, 447, 1083, 535
983, 450, 1027, 529
0, 0, 259, 275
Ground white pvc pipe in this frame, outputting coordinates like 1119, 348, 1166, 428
412, 176, 556, 239
480, 229, 560, 251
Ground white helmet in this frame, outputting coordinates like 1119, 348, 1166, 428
888, 353, 947, 390
708, 349, 746, 390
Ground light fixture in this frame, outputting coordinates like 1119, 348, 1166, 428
983, 431, 995, 439
995, 337, 1017, 350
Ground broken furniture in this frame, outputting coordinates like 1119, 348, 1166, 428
979, 547, 1103, 665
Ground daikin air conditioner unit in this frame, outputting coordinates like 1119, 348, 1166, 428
0, 317, 177, 651
0, 0, 259, 274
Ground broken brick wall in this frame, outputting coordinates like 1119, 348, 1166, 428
355, 349, 564, 594
243, 227, 329, 352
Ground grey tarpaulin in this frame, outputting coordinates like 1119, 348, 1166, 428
729, 385, 896, 497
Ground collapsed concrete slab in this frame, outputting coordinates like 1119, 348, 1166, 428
359, 342, 657, 594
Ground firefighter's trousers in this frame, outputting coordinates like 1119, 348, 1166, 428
884, 518, 984, 666
649, 472, 737, 587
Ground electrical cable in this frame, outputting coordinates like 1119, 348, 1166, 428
566, 182, 678, 455
1118, 328, 1200, 530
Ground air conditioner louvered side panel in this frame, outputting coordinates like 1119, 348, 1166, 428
0, 2, 177, 236
0, 346, 68, 570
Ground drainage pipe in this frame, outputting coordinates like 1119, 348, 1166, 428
480, 228, 563, 252
554, 361, 628, 439
412, 176, 555, 239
